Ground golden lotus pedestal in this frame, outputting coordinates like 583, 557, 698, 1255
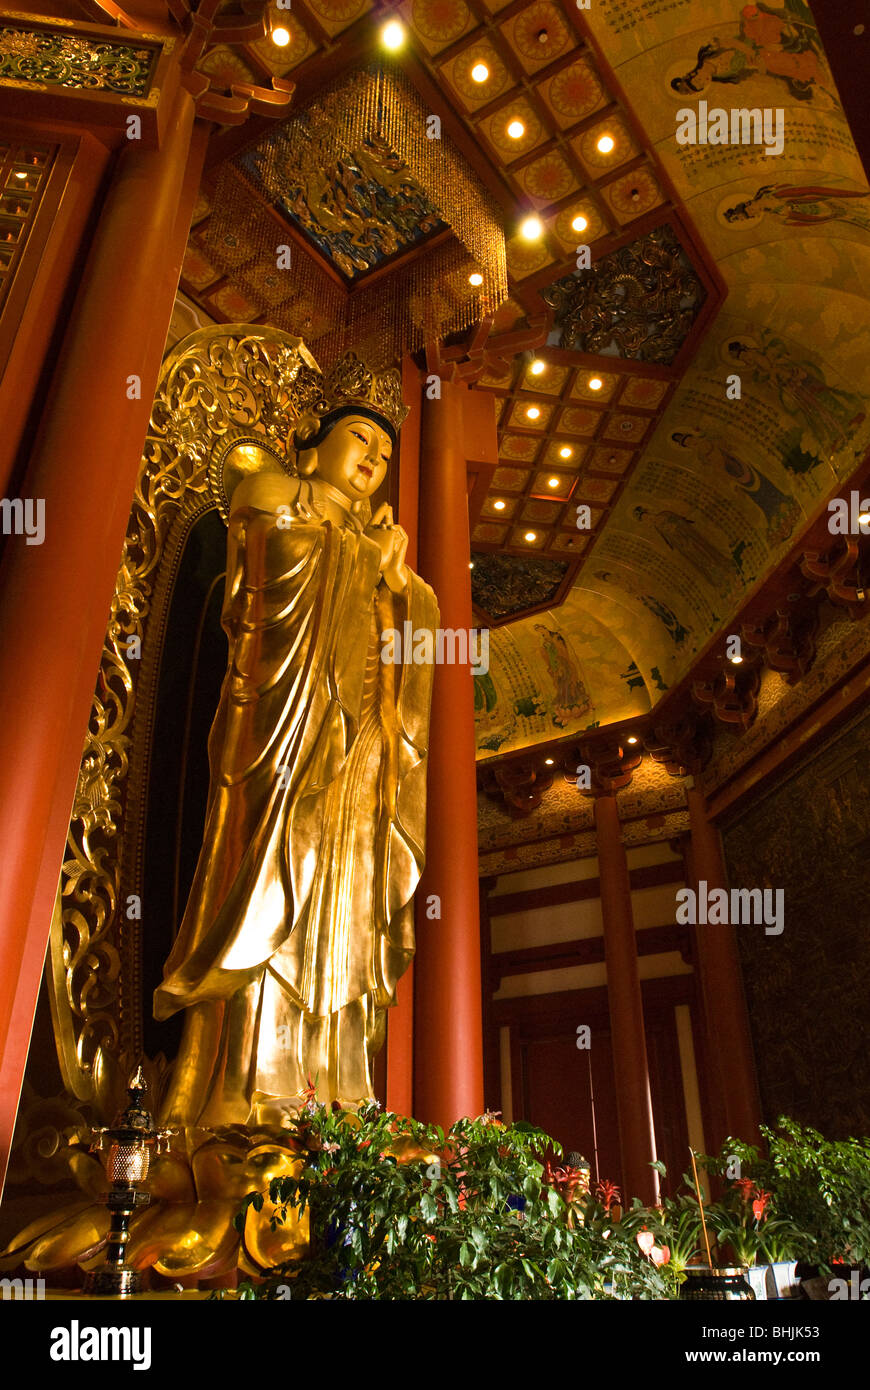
2, 1128, 311, 1292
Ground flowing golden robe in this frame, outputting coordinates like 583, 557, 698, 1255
154, 470, 438, 1126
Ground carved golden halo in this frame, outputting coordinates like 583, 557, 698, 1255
208, 432, 290, 524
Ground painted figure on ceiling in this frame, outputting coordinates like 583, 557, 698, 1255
533, 624, 591, 728
670, 1, 833, 104
723, 183, 870, 231
727, 338, 866, 455
593, 570, 691, 650
632, 506, 736, 597
671, 429, 801, 545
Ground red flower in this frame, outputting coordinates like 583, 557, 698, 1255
636, 1228, 655, 1256
752, 1190, 771, 1221
733, 1177, 756, 1202
650, 1244, 670, 1268
596, 1179, 621, 1212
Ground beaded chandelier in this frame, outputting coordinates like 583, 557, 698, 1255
204, 64, 508, 367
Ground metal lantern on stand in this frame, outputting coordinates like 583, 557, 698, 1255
83, 1067, 173, 1296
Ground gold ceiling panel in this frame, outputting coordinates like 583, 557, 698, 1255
403, 0, 476, 54
246, 15, 316, 73
517, 150, 580, 207
480, 96, 546, 162
570, 370, 618, 403
303, 0, 372, 37
537, 54, 608, 127
500, 1, 573, 76
439, 40, 512, 111
504, 234, 554, 279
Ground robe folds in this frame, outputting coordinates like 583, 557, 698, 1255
154, 470, 439, 1125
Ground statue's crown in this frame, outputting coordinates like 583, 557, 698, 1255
299, 351, 409, 439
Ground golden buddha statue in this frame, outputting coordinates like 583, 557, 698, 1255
154, 352, 439, 1128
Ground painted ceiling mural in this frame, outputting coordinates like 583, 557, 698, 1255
171, 0, 870, 757
473, 0, 870, 755
476, 603, 648, 755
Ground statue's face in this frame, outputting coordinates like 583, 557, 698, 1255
313, 414, 392, 499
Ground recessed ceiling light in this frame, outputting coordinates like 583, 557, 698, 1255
526, 406, 541, 420
271, 25, 291, 46
524, 531, 537, 542
471, 62, 489, 83
547, 477, 559, 488
596, 134, 615, 154
14, 170, 27, 180
730, 654, 744, 665
559, 445, 573, 459
530, 359, 545, 376
381, 18, 405, 49
494, 499, 506, 510
507, 119, 525, 139
626, 735, 638, 745
468, 272, 483, 286
544, 757, 554, 765
588, 377, 603, 391
520, 215, 543, 240
571, 214, 588, 232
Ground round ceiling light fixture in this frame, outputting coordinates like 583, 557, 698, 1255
493, 499, 506, 511
468, 272, 484, 286
530, 359, 545, 376
526, 406, 541, 420
520, 215, 543, 240
596, 134, 615, 154
588, 377, 603, 391
381, 18, 405, 50
559, 445, 573, 459
507, 119, 525, 139
524, 531, 537, 542
571, 213, 588, 232
471, 62, 489, 83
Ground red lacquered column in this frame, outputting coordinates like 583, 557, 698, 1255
595, 793, 659, 1204
0, 92, 204, 1188
413, 375, 484, 1127
687, 783, 762, 1146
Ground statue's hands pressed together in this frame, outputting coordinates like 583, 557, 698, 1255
366, 503, 409, 593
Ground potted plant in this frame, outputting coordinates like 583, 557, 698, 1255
233, 1101, 674, 1299
647, 1153, 757, 1300
758, 1215, 801, 1299
622, 1186, 703, 1297
762, 1118, 870, 1285
707, 1180, 774, 1299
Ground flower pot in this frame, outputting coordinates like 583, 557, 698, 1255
680, 1266, 755, 1301
747, 1266, 768, 1300
765, 1261, 798, 1300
